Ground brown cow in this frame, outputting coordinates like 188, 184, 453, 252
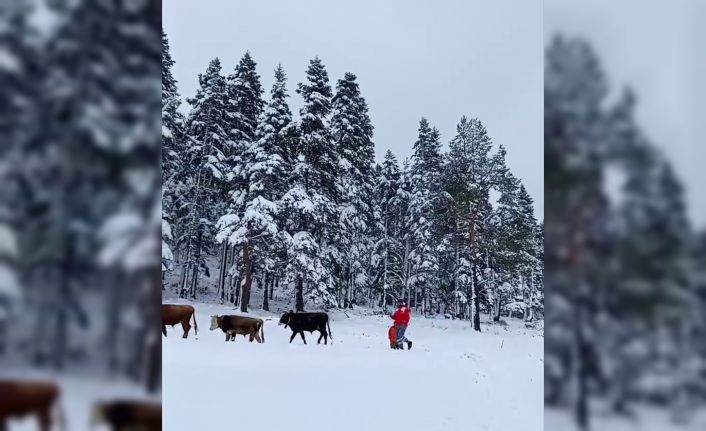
0, 379, 64, 431
162, 304, 198, 338
209, 315, 265, 343
91, 400, 160, 431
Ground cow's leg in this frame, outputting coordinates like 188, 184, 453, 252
37, 408, 51, 431
289, 331, 297, 343
317, 331, 323, 344
162, 325, 167, 337
299, 331, 306, 344
253, 332, 262, 343
225, 333, 231, 342
322, 329, 328, 345
181, 319, 191, 338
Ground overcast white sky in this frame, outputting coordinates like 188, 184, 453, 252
545, 0, 706, 228
163, 0, 544, 220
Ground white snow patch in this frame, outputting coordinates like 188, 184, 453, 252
0, 224, 18, 257
0, 48, 20, 73
0, 265, 20, 299
545, 407, 706, 431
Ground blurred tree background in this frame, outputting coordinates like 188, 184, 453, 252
545, 35, 706, 429
0, 0, 161, 393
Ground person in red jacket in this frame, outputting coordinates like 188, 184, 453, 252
391, 299, 412, 350
388, 324, 398, 349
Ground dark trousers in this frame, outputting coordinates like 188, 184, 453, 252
396, 324, 410, 345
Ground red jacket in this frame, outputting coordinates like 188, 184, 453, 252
391, 306, 411, 326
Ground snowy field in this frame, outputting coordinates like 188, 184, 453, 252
2, 370, 157, 431
163, 300, 543, 431
545, 408, 706, 431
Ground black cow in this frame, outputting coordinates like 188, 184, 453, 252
278, 311, 332, 345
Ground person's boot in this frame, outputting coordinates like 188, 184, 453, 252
407, 341, 412, 350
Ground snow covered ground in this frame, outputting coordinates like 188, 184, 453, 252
163, 300, 544, 431
2, 370, 157, 431
545, 407, 706, 431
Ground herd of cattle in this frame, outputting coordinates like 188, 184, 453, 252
161, 304, 333, 345
0, 379, 160, 431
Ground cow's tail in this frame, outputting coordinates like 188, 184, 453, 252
192, 309, 198, 336
327, 316, 332, 340
260, 320, 265, 343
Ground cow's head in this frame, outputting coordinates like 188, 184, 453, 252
278, 311, 293, 328
209, 315, 221, 331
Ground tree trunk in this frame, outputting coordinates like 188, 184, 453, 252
189, 258, 198, 299
454, 219, 460, 316
337, 276, 342, 308
54, 288, 68, 371
422, 287, 427, 317
472, 265, 481, 332
218, 243, 228, 302
189, 228, 203, 299
262, 273, 269, 311
179, 261, 190, 298
402, 238, 410, 302
382, 206, 389, 313
413, 267, 419, 311
526, 270, 535, 322
54, 236, 78, 371
234, 274, 242, 306
106, 271, 122, 374
145, 270, 162, 393
349, 261, 355, 309
227, 249, 237, 304
295, 275, 304, 312
270, 277, 276, 300
574, 314, 589, 431
240, 242, 252, 313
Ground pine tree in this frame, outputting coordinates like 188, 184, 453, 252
39, 0, 161, 383
216, 52, 265, 312
332, 72, 375, 307
443, 116, 496, 330
397, 158, 415, 306
181, 58, 229, 298
296, 57, 338, 200
161, 28, 185, 272
489, 146, 520, 319
246, 64, 296, 310
409, 118, 443, 316
373, 150, 404, 311
515, 183, 539, 320
544, 35, 616, 430
0, 0, 37, 352
282, 57, 337, 310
